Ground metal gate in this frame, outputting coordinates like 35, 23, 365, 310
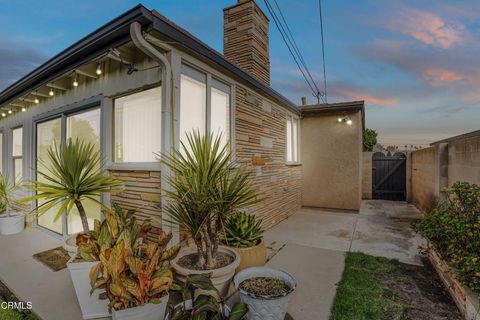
372, 152, 406, 201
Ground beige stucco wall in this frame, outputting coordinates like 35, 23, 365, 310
411, 147, 437, 213
362, 152, 373, 199
300, 111, 363, 211
447, 136, 480, 185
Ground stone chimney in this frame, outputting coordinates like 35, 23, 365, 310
223, 0, 270, 85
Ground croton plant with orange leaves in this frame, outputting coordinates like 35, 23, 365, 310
74, 203, 180, 311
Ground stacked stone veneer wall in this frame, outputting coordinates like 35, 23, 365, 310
109, 170, 162, 242
234, 85, 302, 228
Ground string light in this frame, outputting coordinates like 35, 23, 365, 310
96, 63, 102, 75
73, 74, 79, 87
49, 88, 54, 96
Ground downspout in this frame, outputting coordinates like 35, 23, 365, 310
130, 21, 177, 242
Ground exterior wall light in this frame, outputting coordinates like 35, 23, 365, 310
34, 97, 40, 104
22, 107, 26, 112
49, 88, 55, 96
337, 115, 352, 125
8, 109, 12, 114
1, 112, 5, 117
96, 63, 102, 75
73, 75, 79, 87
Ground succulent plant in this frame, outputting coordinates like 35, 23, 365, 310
169, 273, 248, 320
222, 212, 263, 248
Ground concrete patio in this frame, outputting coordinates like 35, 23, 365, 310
0, 200, 424, 320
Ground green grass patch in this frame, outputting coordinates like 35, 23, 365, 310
329, 252, 405, 320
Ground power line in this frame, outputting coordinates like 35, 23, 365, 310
271, 0, 323, 101
318, 0, 328, 103
263, 0, 325, 103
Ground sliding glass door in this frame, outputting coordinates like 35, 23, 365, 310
36, 107, 101, 236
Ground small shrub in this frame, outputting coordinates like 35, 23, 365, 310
415, 181, 480, 293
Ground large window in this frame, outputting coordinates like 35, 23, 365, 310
286, 115, 299, 163
180, 64, 231, 152
12, 127, 23, 179
114, 87, 162, 163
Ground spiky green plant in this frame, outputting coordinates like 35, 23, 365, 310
222, 212, 263, 248
22, 138, 124, 232
0, 173, 21, 214
160, 130, 259, 269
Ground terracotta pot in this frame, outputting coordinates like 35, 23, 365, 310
230, 240, 266, 272
171, 246, 240, 298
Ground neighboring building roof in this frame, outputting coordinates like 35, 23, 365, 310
301, 100, 365, 128
0, 5, 299, 114
430, 129, 480, 146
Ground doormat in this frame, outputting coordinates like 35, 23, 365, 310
32, 247, 71, 272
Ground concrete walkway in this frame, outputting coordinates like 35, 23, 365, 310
0, 200, 424, 320
262, 200, 425, 320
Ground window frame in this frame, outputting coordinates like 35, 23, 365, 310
286, 114, 301, 165
111, 86, 163, 168
180, 63, 234, 153
11, 126, 23, 180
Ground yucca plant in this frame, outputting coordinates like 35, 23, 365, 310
0, 172, 21, 215
87, 210, 181, 311
22, 138, 123, 233
222, 212, 263, 248
161, 130, 259, 270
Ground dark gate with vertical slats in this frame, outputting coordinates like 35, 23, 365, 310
372, 152, 406, 201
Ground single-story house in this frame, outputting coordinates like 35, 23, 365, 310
0, 0, 364, 241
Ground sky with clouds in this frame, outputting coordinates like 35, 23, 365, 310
0, 0, 479, 146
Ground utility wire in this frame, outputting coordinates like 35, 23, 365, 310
263, 0, 325, 103
319, 0, 328, 102
271, 0, 324, 102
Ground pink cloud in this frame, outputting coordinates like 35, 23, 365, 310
332, 87, 398, 107
388, 5, 464, 48
423, 68, 464, 86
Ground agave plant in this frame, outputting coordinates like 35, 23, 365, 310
85, 204, 181, 311
169, 273, 248, 320
22, 138, 123, 232
0, 172, 21, 215
222, 212, 263, 248
161, 131, 259, 270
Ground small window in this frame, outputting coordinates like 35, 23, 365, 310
114, 88, 162, 163
286, 115, 299, 163
12, 127, 23, 179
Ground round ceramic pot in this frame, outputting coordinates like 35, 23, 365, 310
0, 211, 25, 235
231, 240, 266, 273
171, 246, 240, 298
234, 267, 296, 320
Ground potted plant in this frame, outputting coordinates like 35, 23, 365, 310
87, 211, 181, 320
161, 131, 259, 297
233, 267, 296, 320
0, 173, 23, 235
221, 212, 266, 272
22, 138, 123, 251
70, 204, 151, 318
167, 273, 248, 320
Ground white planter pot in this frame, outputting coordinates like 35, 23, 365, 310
171, 246, 240, 298
112, 295, 169, 320
234, 267, 296, 320
0, 212, 25, 235
67, 259, 109, 319
64, 233, 79, 254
